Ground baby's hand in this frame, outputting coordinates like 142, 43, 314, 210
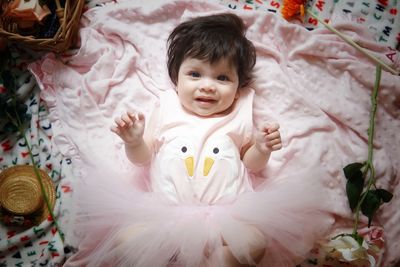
111, 112, 145, 146
255, 123, 282, 154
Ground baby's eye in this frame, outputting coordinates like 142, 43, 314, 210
189, 71, 200, 78
217, 75, 229, 81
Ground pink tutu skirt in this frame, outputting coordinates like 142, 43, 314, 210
64, 160, 333, 267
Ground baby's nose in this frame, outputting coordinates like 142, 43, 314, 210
199, 78, 216, 92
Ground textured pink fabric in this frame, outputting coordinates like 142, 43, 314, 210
29, 0, 400, 266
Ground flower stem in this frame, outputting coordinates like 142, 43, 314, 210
306, 11, 399, 76
18, 125, 65, 241
8, 109, 65, 242
351, 65, 381, 235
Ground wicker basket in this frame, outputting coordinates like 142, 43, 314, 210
0, 0, 84, 52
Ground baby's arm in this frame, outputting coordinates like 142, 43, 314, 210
111, 112, 152, 165
242, 123, 282, 172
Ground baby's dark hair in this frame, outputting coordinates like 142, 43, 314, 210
167, 13, 256, 89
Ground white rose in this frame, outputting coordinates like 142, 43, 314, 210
323, 235, 376, 267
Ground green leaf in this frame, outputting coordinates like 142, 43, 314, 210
0, 95, 8, 117
361, 190, 381, 227
376, 188, 393, 203
16, 103, 27, 115
352, 233, 364, 246
343, 162, 364, 180
23, 113, 32, 123
0, 93, 8, 101
344, 163, 365, 211
346, 176, 364, 212
16, 103, 28, 123
1, 71, 16, 93
5, 104, 17, 118
3, 122, 18, 133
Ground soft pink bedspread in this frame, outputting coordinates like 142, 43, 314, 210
30, 0, 400, 265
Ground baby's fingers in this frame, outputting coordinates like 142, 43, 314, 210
263, 123, 279, 134
127, 112, 146, 125
114, 117, 126, 128
266, 138, 282, 148
265, 132, 282, 150
121, 113, 134, 126
130, 112, 145, 123
115, 112, 138, 128
266, 130, 280, 140
127, 112, 137, 121
271, 143, 282, 151
137, 112, 145, 122
110, 125, 120, 135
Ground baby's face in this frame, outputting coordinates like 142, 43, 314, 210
176, 57, 239, 117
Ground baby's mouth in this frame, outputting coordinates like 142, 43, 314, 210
195, 97, 216, 104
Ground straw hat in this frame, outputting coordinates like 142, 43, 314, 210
0, 165, 56, 226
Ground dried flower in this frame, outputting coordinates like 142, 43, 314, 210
323, 226, 385, 267
281, 0, 306, 20
324, 235, 376, 266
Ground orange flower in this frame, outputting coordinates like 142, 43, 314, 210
281, 0, 307, 20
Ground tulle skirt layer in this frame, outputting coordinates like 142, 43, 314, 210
64, 164, 333, 267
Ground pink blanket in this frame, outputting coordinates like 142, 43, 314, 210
30, 0, 400, 266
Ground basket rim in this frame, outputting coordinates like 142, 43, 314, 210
0, 0, 85, 52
